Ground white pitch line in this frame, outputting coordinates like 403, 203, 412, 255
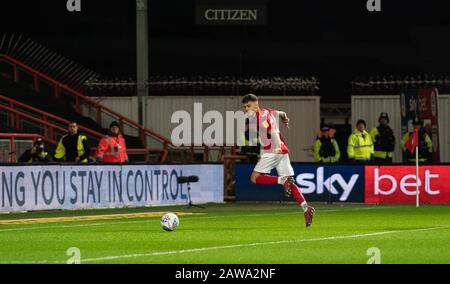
0, 260, 62, 264
0, 206, 393, 233
2, 223, 448, 264
0, 220, 156, 233
81, 225, 450, 263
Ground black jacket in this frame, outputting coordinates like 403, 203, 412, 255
18, 150, 53, 163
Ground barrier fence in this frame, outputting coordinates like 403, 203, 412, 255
0, 164, 224, 213
235, 163, 450, 204
1, 162, 449, 214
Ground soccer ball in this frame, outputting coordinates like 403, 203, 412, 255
160, 213, 179, 231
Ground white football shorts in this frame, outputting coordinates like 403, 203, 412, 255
254, 153, 295, 177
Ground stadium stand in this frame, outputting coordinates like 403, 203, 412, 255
0, 51, 236, 163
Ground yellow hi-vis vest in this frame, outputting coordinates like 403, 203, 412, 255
347, 129, 374, 161
54, 134, 88, 163
240, 132, 259, 147
401, 132, 432, 163
314, 139, 341, 163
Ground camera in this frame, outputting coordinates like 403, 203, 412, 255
36, 146, 44, 154
34, 139, 45, 154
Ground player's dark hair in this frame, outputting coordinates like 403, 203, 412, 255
242, 94, 258, 104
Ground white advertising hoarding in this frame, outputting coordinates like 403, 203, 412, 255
0, 164, 224, 213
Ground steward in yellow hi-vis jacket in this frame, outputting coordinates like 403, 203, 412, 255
314, 126, 340, 163
370, 112, 396, 164
54, 122, 90, 163
401, 118, 433, 164
239, 117, 261, 163
347, 120, 374, 163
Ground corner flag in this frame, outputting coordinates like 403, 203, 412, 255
405, 129, 419, 154
404, 128, 420, 208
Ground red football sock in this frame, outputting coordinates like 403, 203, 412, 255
255, 175, 279, 185
290, 183, 306, 204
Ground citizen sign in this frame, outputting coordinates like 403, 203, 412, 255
296, 167, 360, 202
196, 4, 267, 25
204, 9, 258, 22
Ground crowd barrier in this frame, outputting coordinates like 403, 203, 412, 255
0, 164, 224, 213
235, 164, 450, 204
2, 163, 448, 213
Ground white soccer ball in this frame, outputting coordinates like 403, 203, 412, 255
160, 213, 179, 231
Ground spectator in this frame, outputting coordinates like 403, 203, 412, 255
239, 117, 260, 163
316, 125, 336, 140
347, 120, 374, 163
314, 126, 340, 163
18, 138, 53, 163
423, 123, 434, 162
370, 112, 396, 164
401, 118, 433, 164
96, 121, 129, 163
54, 122, 90, 163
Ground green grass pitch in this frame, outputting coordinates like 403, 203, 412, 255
0, 203, 449, 264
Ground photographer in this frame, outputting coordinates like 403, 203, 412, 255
18, 138, 53, 163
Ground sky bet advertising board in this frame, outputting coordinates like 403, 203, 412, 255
365, 165, 450, 204
235, 164, 365, 203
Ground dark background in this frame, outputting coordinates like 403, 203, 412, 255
2, 0, 450, 102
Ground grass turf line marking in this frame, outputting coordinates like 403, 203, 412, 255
80, 225, 450, 263
0, 212, 203, 225
0, 260, 62, 264
0, 206, 394, 233
3, 225, 448, 264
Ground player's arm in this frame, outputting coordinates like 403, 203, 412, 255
277, 111, 290, 128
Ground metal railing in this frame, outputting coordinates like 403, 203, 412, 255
0, 133, 41, 162
0, 98, 163, 162
0, 53, 170, 160
0, 94, 104, 142
0, 54, 236, 163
